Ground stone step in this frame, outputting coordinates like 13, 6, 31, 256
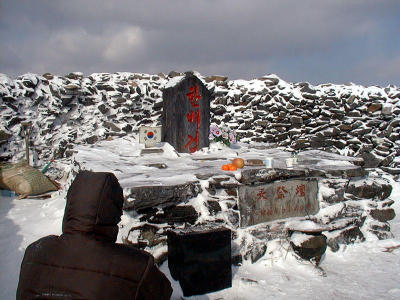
123, 182, 202, 211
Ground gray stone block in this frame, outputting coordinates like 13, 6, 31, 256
124, 182, 202, 211
238, 179, 319, 227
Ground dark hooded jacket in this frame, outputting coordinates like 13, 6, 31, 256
17, 171, 172, 300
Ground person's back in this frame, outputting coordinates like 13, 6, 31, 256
17, 171, 172, 300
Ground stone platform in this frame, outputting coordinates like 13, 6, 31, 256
72, 138, 395, 264
72, 139, 365, 210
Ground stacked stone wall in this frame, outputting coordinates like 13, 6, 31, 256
0, 72, 398, 171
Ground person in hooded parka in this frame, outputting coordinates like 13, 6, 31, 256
16, 170, 172, 300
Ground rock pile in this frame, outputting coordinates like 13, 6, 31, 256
120, 167, 396, 265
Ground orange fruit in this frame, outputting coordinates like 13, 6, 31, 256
232, 158, 245, 169
222, 165, 229, 171
228, 164, 237, 171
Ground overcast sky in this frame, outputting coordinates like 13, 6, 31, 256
0, 0, 398, 86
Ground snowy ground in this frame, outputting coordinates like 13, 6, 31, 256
1, 185, 399, 300
1, 141, 399, 299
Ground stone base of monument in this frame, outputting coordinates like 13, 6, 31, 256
167, 226, 232, 297
140, 148, 164, 155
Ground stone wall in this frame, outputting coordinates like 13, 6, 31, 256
0, 71, 399, 172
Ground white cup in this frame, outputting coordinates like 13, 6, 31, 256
265, 157, 273, 168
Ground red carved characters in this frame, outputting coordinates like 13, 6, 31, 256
185, 131, 199, 153
276, 186, 288, 199
253, 182, 314, 220
256, 188, 268, 201
185, 85, 202, 152
187, 110, 201, 127
186, 85, 201, 107
296, 184, 306, 197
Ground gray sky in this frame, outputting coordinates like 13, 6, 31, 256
0, 0, 399, 86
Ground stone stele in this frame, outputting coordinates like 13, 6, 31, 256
162, 71, 211, 153
238, 179, 319, 227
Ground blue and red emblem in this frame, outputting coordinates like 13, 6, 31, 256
147, 131, 154, 139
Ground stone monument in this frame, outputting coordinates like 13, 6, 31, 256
238, 179, 319, 227
162, 71, 211, 153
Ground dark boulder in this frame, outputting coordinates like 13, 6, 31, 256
0, 130, 12, 143
290, 232, 327, 264
124, 224, 167, 249
145, 205, 199, 225
327, 225, 365, 252
207, 200, 222, 215
369, 208, 396, 222
346, 179, 392, 200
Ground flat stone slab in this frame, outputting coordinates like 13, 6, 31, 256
286, 220, 330, 233
381, 166, 400, 175
239, 168, 308, 185
239, 165, 367, 185
238, 179, 319, 227
124, 182, 202, 211
74, 138, 365, 189
140, 148, 164, 155
73, 138, 366, 214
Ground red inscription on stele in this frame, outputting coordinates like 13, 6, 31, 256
296, 184, 306, 197
256, 188, 268, 201
185, 85, 202, 153
277, 186, 288, 199
186, 85, 201, 107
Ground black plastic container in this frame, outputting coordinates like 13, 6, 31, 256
167, 226, 232, 296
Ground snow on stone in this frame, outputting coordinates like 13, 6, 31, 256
290, 232, 314, 246
285, 220, 326, 232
